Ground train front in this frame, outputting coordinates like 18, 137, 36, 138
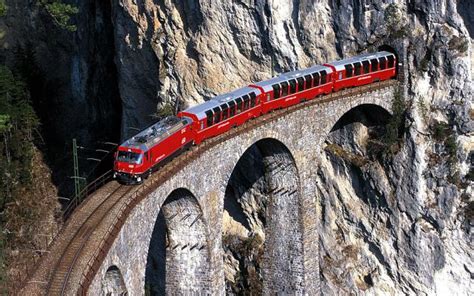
113, 147, 146, 184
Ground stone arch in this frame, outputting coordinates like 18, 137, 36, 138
101, 265, 128, 296
317, 102, 397, 293
222, 138, 303, 294
145, 188, 211, 295
331, 104, 391, 132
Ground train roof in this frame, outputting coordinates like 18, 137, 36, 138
327, 51, 395, 71
253, 64, 333, 92
182, 86, 262, 121
120, 116, 192, 151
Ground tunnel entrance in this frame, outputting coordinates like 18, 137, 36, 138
145, 188, 210, 295
222, 138, 303, 294
378, 44, 400, 76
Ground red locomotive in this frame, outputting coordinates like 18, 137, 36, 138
114, 51, 397, 184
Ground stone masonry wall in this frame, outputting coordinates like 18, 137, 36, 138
88, 86, 394, 294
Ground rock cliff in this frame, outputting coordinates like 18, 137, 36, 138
1, 0, 472, 294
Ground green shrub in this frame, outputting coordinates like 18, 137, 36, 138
0, 0, 7, 17
445, 135, 458, 165
38, 0, 78, 32
382, 88, 407, 152
155, 102, 175, 119
430, 121, 458, 166
325, 143, 368, 168
449, 36, 469, 54
432, 122, 449, 141
417, 98, 429, 122
418, 53, 431, 72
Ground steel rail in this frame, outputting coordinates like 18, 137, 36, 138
44, 184, 135, 295
21, 80, 397, 295
71, 80, 398, 295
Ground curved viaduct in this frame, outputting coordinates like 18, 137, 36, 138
25, 82, 397, 295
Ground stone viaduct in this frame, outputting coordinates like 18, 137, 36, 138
84, 83, 396, 295
22, 78, 400, 295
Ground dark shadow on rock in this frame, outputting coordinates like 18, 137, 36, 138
331, 104, 391, 133
144, 210, 167, 295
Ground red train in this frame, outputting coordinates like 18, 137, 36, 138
114, 51, 397, 184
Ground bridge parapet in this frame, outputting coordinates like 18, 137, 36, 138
23, 81, 398, 295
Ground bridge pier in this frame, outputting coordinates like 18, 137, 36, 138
80, 84, 395, 295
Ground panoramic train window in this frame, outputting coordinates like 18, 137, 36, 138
304, 75, 312, 89
387, 55, 395, 68
229, 101, 236, 117
362, 61, 370, 74
250, 92, 257, 107
221, 104, 229, 120
379, 57, 387, 70
206, 110, 213, 127
243, 95, 250, 110
345, 64, 353, 78
354, 62, 361, 76
312, 72, 320, 86
297, 77, 304, 91
281, 81, 289, 97
213, 107, 221, 123
370, 59, 378, 72
320, 71, 327, 84
235, 97, 243, 113
289, 79, 297, 94
272, 84, 281, 99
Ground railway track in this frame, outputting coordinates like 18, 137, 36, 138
46, 185, 135, 295
22, 80, 398, 295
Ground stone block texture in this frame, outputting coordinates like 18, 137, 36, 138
89, 86, 394, 295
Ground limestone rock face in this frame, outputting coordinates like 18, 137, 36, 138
1, 0, 472, 294
105, 0, 469, 294
0, 0, 122, 146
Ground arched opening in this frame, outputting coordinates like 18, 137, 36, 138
145, 188, 210, 295
222, 138, 303, 294
328, 104, 392, 166
318, 103, 396, 293
331, 104, 391, 132
101, 265, 128, 296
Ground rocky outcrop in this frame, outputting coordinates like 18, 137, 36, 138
0, 0, 121, 160
2, 0, 472, 294
107, 0, 471, 294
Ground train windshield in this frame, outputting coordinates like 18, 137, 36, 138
117, 151, 143, 164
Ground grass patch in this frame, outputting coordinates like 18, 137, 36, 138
325, 143, 368, 168
417, 98, 429, 123
448, 36, 469, 54
430, 121, 458, 166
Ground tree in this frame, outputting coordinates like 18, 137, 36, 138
0, 0, 7, 17
0, 65, 40, 289
38, 0, 79, 32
